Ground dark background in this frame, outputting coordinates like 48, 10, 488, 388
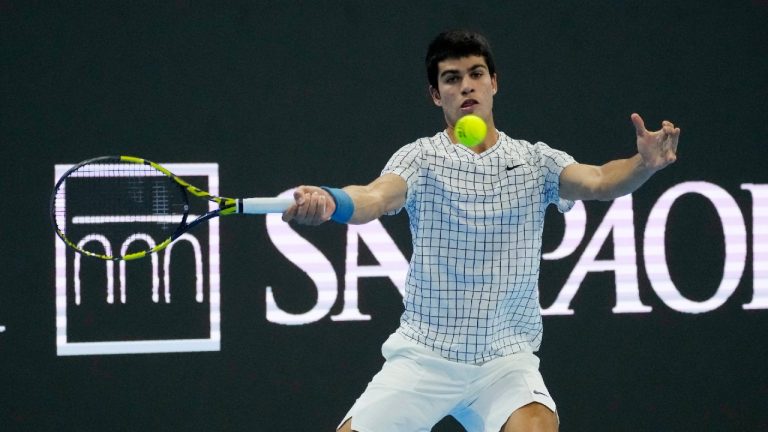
2, 1, 767, 430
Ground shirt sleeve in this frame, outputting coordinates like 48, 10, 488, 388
380, 140, 422, 215
534, 141, 577, 213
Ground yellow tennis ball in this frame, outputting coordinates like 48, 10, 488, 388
455, 114, 487, 147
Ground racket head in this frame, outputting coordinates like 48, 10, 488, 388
50, 156, 190, 261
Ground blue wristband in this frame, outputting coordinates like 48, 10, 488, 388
321, 187, 355, 223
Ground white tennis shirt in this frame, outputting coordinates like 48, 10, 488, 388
382, 131, 576, 364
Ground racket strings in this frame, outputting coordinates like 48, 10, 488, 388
53, 160, 189, 258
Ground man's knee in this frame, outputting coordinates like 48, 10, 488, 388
501, 402, 558, 432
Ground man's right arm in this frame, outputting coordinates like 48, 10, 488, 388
281, 173, 407, 226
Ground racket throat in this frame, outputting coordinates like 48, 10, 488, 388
216, 198, 238, 216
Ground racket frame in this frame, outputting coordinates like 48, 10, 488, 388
52, 155, 246, 261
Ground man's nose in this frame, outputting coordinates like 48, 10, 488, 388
461, 76, 474, 95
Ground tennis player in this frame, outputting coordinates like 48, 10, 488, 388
283, 29, 680, 432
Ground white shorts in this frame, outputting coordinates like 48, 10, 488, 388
338, 332, 557, 432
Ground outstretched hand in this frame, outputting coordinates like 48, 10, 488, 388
631, 113, 681, 171
281, 186, 335, 225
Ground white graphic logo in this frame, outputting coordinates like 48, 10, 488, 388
54, 163, 221, 356
265, 182, 768, 324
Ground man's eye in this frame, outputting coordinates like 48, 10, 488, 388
445, 76, 459, 83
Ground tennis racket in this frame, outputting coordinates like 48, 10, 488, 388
51, 155, 293, 261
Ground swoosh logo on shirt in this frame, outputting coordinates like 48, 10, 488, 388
506, 164, 522, 171
533, 390, 550, 398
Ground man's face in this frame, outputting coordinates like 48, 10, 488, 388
431, 55, 498, 127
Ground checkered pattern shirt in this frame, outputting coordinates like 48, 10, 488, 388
382, 130, 576, 364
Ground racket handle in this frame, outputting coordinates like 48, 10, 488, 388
238, 197, 294, 214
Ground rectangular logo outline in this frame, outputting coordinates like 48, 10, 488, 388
54, 162, 221, 356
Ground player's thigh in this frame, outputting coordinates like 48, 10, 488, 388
337, 418, 352, 432
501, 402, 558, 432
454, 351, 558, 432
337, 343, 463, 431
339, 370, 457, 432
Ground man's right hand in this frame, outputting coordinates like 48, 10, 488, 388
281, 186, 335, 226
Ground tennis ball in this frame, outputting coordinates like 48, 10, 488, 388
455, 114, 487, 147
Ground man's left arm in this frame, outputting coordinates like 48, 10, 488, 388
559, 113, 681, 201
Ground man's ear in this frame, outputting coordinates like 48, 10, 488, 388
430, 86, 442, 106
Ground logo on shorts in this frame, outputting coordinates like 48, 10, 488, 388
533, 390, 550, 398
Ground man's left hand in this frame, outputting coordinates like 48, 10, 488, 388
631, 113, 681, 171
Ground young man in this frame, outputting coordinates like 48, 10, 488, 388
282, 30, 680, 432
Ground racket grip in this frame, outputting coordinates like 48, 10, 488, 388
238, 197, 294, 214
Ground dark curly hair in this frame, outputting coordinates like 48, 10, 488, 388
425, 30, 496, 89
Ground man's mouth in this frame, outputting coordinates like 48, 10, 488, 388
461, 99, 478, 109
